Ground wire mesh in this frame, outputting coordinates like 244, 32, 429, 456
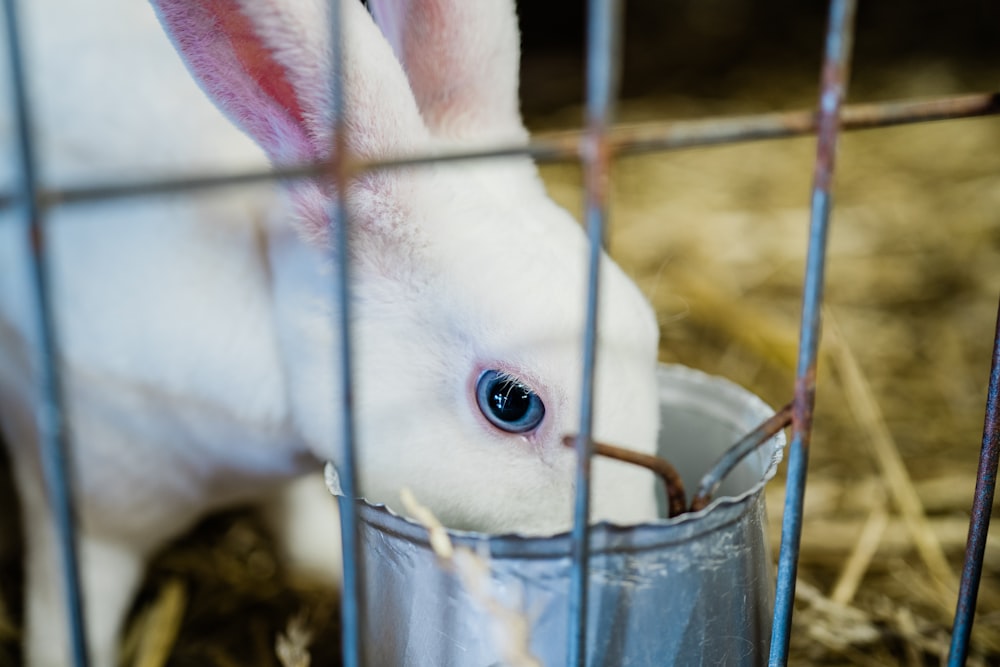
1, 0, 999, 665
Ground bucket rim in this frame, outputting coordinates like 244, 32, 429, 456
327, 363, 785, 556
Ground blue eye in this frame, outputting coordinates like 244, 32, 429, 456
476, 370, 545, 433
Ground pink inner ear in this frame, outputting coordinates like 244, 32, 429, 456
206, 0, 307, 129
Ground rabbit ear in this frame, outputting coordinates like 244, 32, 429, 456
150, 0, 428, 165
369, 0, 528, 144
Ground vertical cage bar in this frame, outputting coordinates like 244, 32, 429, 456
768, 1, 856, 665
327, 1, 362, 666
567, 0, 622, 665
947, 296, 1000, 665
1, 0, 90, 665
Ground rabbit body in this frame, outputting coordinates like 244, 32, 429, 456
0, 0, 662, 664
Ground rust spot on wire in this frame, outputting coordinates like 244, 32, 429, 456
582, 132, 613, 210
792, 365, 819, 449
28, 221, 44, 256
562, 436, 687, 518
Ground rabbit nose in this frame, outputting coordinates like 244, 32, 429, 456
561, 435, 687, 518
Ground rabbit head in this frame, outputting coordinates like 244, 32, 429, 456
150, 0, 661, 534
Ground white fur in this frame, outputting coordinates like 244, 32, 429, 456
0, 0, 662, 664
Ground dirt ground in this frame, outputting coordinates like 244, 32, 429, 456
2, 1, 999, 665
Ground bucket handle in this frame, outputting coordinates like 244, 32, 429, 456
564, 400, 792, 517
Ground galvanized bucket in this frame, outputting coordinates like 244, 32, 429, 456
330, 364, 785, 666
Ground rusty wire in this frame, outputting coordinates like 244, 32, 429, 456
0, 93, 996, 213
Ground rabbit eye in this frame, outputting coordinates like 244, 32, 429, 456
476, 370, 545, 433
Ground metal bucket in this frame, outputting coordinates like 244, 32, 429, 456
331, 364, 784, 666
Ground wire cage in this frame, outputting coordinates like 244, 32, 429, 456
1, 0, 998, 665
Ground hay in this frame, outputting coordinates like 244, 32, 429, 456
275, 613, 314, 667
127, 512, 342, 667
400, 489, 541, 667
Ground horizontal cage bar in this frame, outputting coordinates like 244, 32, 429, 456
0, 93, 995, 212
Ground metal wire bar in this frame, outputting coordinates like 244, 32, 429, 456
567, 0, 622, 664
947, 295, 1000, 665
1, 0, 89, 665
326, 2, 362, 666
600, 92, 1000, 157
691, 402, 793, 512
2, 92, 996, 212
769, 1, 857, 665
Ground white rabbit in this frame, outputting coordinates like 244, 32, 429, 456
0, 0, 662, 664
